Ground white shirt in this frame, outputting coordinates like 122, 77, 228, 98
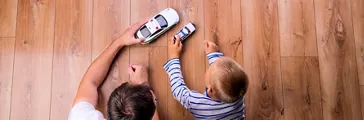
68, 101, 104, 120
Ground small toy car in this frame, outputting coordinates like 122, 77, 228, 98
174, 22, 196, 42
135, 8, 179, 44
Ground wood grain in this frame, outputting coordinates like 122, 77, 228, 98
50, 0, 92, 119
205, 0, 243, 65
281, 57, 323, 120
241, 0, 284, 119
92, 0, 130, 115
278, 0, 318, 56
149, 47, 169, 120
360, 85, 364, 118
11, 0, 55, 119
130, 0, 167, 46
2, 0, 363, 119
351, 0, 364, 85
314, 0, 362, 119
360, 86, 364, 119
0, 38, 15, 120
129, 47, 149, 66
0, 0, 18, 37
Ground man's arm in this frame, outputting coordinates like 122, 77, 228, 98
73, 21, 146, 106
73, 43, 123, 106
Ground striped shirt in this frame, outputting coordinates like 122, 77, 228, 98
163, 52, 245, 120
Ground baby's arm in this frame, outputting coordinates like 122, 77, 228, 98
164, 36, 191, 109
207, 52, 224, 65
204, 41, 223, 65
163, 59, 191, 109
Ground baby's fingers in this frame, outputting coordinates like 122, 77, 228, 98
174, 35, 182, 46
179, 41, 183, 49
204, 40, 209, 48
169, 37, 175, 45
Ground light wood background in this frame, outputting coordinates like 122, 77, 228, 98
0, 0, 363, 120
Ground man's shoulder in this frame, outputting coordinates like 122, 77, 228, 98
68, 101, 104, 120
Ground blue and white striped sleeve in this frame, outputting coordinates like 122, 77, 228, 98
163, 58, 191, 109
207, 52, 224, 65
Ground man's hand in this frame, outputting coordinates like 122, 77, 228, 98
168, 35, 183, 59
128, 65, 149, 85
204, 40, 219, 54
113, 20, 147, 47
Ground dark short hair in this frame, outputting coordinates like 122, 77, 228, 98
107, 82, 156, 120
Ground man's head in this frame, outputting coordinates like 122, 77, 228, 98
107, 82, 155, 120
205, 57, 249, 103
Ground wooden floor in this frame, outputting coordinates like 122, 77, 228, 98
0, 0, 363, 120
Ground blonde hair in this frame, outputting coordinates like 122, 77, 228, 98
209, 57, 248, 103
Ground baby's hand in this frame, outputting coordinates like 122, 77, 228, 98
168, 35, 183, 59
204, 40, 219, 54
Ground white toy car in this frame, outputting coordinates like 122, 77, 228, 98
174, 22, 196, 42
135, 8, 179, 44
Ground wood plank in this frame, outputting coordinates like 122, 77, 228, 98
281, 57, 323, 120
11, 0, 55, 119
50, 0, 92, 119
130, 0, 167, 46
314, 0, 362, 119
129, 47, 169, 119
92, 0, 130, 115
0, 0, 18, 37
149, 47, 169, 120
351, 0, 364, 85
0, 38, 15, 120
361, 86, 364, 120
205, 0, 243, 65
129, 47, 149, 66
278, 0, 318, 56
167, 0, 206, 119
241, 0, 284, 119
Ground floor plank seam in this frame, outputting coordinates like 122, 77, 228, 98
49, 0, 58, 119
8, 0, 20, 119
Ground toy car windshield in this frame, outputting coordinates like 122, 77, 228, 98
140, 25, 151, 37
155, 15, 168, 28
139, 15, 168, 38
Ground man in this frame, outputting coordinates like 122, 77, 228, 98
68, 20, 159, 120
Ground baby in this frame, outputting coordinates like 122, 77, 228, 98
163, 36, 249, 119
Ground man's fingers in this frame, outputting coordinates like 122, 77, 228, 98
135, 38, 145, 43
128, 19, 148, 33
128, 65, 135, 74
131, 65, 145, 72
134, 19, 148, 29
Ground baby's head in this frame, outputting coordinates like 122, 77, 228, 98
205, 57, 249, 103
